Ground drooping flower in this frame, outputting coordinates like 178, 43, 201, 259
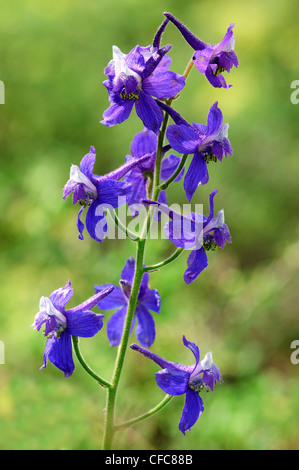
130, 335, 222, 434
164, 12, 239, 88
124, 128, 184, 214
63, 146, 151, 243
101, 43, 185, 134
95, 257, 160, 348
166, 101, 232, 201
143, 189, 231, 284
32, 281, 114, 377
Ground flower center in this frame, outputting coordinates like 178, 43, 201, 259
112, 45, 142, 100
79, 192, 97, 207
189, 375, 205, 392
120, 91, 139, 101
203, 234, 217, 251
47, 322, 67, 339
214, 66, 225, 76
203, 152, 218, 163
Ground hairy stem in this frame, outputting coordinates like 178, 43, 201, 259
101, 108, 170, 450
72, 336, 111, 389
144, 247, 184, 272
159, 154, 188, 191
110, 209, 139, 241
152, 115, 169, 202
102, 238, 145, 450
114, 395, 173, 431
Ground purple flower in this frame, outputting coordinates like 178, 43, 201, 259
166, 101, 232, 201
130, 336, 222, 434
32, 281, 114, 377
164, 13, 239, 88
101, 44, 185, 134
143, 189, 231, 284
63, 146, 151, 243
124, 128, 184, 214
95, 257, 161, 348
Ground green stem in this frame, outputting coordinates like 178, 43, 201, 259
144, 247, 184, 272
159, 154, 188, 191
152, 107, 170, 202
114, 394, 173, 431
102, 238, 146, 450
110, 209, 139, 242
146, 172, 154, 200
101, 108, 170, 450
72, 336, 111, 389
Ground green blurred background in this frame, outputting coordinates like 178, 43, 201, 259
1, 0, 299, 450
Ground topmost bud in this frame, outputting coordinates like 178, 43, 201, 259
164, 12, 239, 88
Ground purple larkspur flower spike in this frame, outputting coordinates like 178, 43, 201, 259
32, 281, 114, 377
143, 189, 231, 284
95, 257, 161, 348
130, 335, 222, 434
63, 146, 152, 243
166, 102, 233, 200
164, 12, 238, 88
101, 43, 185, 133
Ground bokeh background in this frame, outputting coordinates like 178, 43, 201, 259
1, 0, 299, 450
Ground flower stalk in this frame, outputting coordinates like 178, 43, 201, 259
114, 394, 173, 431
102, 237, 146, 449
184, 58, 194, 80
144, 247, 184, 272
159, 154, 188, 190
72, 336, 111, 389
102, 105, 171, 449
